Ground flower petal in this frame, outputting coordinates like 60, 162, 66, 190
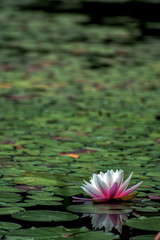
109, 182, 118, 199
105, 170, 113, 188
116, 170, 124, 188
118, 181, 143, 198
81, 184, 101, 198
72, 196, 92, 201
92, 174, 109, 199
114, 172, 133, 198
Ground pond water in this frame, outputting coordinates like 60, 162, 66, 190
0, 0, 160, 239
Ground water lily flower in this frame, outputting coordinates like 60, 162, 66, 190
74, 169, 143, 202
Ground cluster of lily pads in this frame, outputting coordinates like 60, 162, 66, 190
0, 1, 160, 239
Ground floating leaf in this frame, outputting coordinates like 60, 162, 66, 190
12, 210, 79, 222
125, 216, 160, 231
13, 174, 69, 187
70, 231, 118, 240
24, 200, 62, 206
0, 83, 13, 88
0, 193, 22, 203
0, 222, 21, 230
134, 206, 158, 213
14, 185, 42, 191
131, 235, 157, 240
68, 203, 132, 214
5, 226, 88, 240
49, 186, 83, 196
147, 194, 160, 201
58, 153, 80, 158
0, 186, 25, 193
15, 146, 24, 150
0, 207, 24, 215
72, 149, 98, 154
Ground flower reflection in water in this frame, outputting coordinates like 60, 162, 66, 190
82, 213, 128, 233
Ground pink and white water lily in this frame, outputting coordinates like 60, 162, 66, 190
74, 169, 143, 202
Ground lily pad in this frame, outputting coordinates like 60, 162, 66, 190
131, 235, 157, 240
0, 222, 21, 230
68, 203, 133, 214
125, 216, 160, 231
50, 186, 83, 196
70, 231, 118, 240
12, 210, 79, 222
12, 175, 69, 187
0, 207, 24, 215
24, 200, 62, 206
0, 193, 22, 202
5, 226, 88, 240
134, 206, 158, 212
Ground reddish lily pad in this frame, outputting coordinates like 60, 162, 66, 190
147, 194, 160, 201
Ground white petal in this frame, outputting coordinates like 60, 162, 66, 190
109, 182, 118, 199
82, 181, 102, 198
118, 181, 143, 198
116, 170, 124, 188
99, 172, 105, 181
119, 172, 133, 192
81, 186, 97, 198
92, 174, 108, 198
105, 170, 113, 188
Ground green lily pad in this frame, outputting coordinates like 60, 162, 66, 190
5, 226, 88, 240
125, 216, 160, 231
0, 207, 24, 215
50, 186, 83, 196
0, 193, 22, 202
131, 235, 157, 240
12, 210, 79, 222
0, 230, 7, 238
68, 203, 133, 214
26, 195, 63, 201
0, 222, 21, 230
12, 175, 69, 187
24, 200, 62, 206
134, 206, 158, 212
0, 186, 25, 192
70, 231, 118, 240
